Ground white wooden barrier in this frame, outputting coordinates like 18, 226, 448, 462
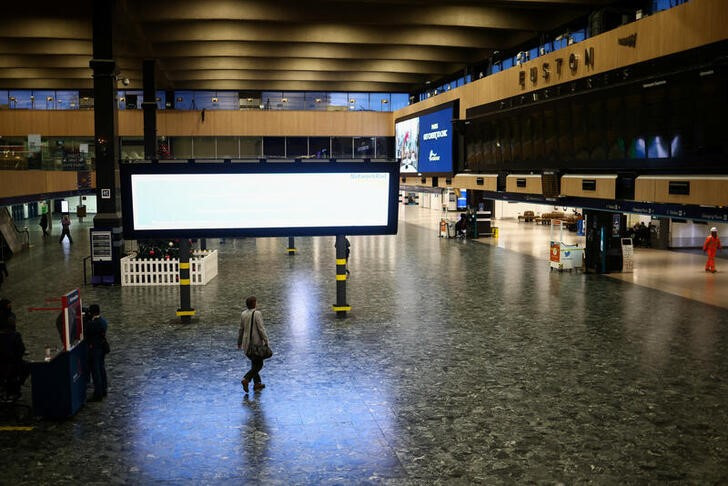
120, 250, 218, 286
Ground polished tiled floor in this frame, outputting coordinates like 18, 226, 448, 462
1, 207, 727, 484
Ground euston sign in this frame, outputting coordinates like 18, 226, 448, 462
519, 47, 596, 89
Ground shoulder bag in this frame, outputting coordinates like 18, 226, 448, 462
245, 310, 272, 360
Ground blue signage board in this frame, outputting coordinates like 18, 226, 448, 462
395, 101, 457, 175
418, 107, 453, 173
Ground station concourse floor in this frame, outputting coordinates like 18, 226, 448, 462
0, 208, 727, 484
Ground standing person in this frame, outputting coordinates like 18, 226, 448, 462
59, 214, 72, 244
84, 304, 109, 401
0, 299, 16, 331
703, 227, 722, 273
0, 259, 7, 290
39, 212, 49, 238
0, 316, 31, 399
237, 296, 270, 393
345, 237, 351, 275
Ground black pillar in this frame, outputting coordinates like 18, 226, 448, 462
200, 238, 207, 251
176, 239, 194, 323
333, 235, 350, 317
287, 236, 296, 255
142, 60, 157, 160
90, 0, 123, 285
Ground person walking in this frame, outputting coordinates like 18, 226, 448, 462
59, 214, 73, 244
237, 296, 270, 393
84, 304, 109, 401
39, 212, 49, 238
703, 227, 722, 273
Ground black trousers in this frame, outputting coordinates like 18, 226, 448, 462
244, 357, 264, 384
59, 227, 72, 243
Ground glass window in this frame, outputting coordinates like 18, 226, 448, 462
240, 137, 262, 157
120, 138, 145, 161
282, 92, 305, 110
32, 91, 55, 110
217, 137, 238, 158
0, 90, 8, 108
173, 91, 195, 110
375, 137, 394, 158
0, 137, 28, 170
56, 90, 79, 110
260, 92, 281, 110
192, 137, 215, 158
263, 137, 286, 158
354, 137, 375, 157
328, 92, 349, 111
390, 93, 409, 111
372, 93, 390, 112
348, 93, 370, 111
214, 91, 239, 110
170, 137, 193, 159
155, 90, 166, 110
332, 137, 353, 158
286, 137, 308, 158
309, 137, 330, 158
8, 90, 32, 109
192, 91, 218, 110
304, 92, 327, 111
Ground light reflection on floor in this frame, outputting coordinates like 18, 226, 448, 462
0, 213, 726, 483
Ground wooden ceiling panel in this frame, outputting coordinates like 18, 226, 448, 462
0, 0, 620, 92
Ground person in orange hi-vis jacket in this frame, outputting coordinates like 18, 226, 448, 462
703, 227, 721, 273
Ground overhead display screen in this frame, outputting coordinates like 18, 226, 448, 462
395, 102, 456, 175
120, 163, 400, 238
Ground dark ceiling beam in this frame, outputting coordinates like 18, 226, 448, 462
0, 19, 90, 39
166, 70, 426, 84
143, 41, 481, 63
115, 0, 174, 88
0, 39, 91, 55
161, 57, 459, 75
142, 20, 525, 49
170, 80, 414, 91
134, 0, 561, 31
0, 54, 140, 70
0, 79, 94, 89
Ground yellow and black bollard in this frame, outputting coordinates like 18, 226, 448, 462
176, 238, 195, 323
287, 236, 296, 255
332, 234, 350, 318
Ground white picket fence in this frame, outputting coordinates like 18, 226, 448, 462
120, 250, 218, 286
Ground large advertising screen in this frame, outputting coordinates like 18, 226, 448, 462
395, 102, 456, 175
120, 162, 400, 238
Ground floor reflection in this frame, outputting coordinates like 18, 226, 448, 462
0, 211, 726, 483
